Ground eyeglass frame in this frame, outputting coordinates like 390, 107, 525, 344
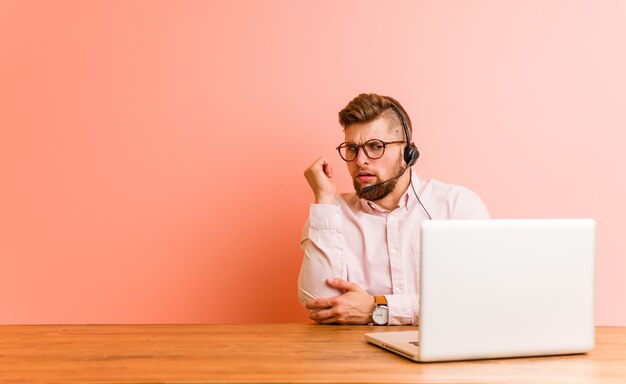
335, 139, 406, 162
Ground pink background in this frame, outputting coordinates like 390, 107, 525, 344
1, 0, 625, 325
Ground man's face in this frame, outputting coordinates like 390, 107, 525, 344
343, 117, 405, 201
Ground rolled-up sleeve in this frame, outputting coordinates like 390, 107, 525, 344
385, 294, 419, 325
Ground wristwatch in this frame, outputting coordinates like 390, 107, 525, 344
371, 295, 389, 325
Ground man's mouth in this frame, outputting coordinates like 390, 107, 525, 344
356, 172, 376, 183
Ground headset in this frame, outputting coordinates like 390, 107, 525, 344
362, 101, 432, 219
388, 103, 420, 167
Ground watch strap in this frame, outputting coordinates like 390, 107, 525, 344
374, 295, 388, 306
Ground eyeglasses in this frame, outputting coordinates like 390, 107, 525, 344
336, 139, 405, 162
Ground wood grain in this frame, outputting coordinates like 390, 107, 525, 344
0, 324, 624, 383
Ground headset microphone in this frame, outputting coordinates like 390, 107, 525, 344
361, 165, 409, 192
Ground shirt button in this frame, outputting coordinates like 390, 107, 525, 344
390, 249, 398, 255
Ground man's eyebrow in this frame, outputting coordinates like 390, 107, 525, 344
344, 138, 381, 144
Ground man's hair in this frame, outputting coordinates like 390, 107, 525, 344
338, 93, 412, 138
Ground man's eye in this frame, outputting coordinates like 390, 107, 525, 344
367, 144, 384, 150
346, 146, 358, 152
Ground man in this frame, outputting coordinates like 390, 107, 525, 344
298, 93, 489, 325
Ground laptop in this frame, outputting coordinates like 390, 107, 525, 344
365, 219, 596, 362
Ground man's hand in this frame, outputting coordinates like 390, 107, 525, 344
304, 278, 375, 324
304, 157, 337, 204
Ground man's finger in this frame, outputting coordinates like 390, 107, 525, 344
311, 309, 340, 324
305, 297, 335, 309
326, 278, 359, 292
322, 161, 333, 178
309, 308, 333, 322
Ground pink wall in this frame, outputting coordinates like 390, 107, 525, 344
1, 1, 624, 325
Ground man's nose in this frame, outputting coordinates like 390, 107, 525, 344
354, 147, 369, 166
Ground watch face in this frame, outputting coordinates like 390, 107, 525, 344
372, 306, 389, 325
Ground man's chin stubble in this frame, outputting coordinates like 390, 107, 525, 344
354, 178, 398, 201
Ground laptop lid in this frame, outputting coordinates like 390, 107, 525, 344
417, 219, 595, 362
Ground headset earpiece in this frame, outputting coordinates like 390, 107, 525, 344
405, 144, 419, 167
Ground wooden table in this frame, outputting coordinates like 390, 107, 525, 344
1, 324, 625, 383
